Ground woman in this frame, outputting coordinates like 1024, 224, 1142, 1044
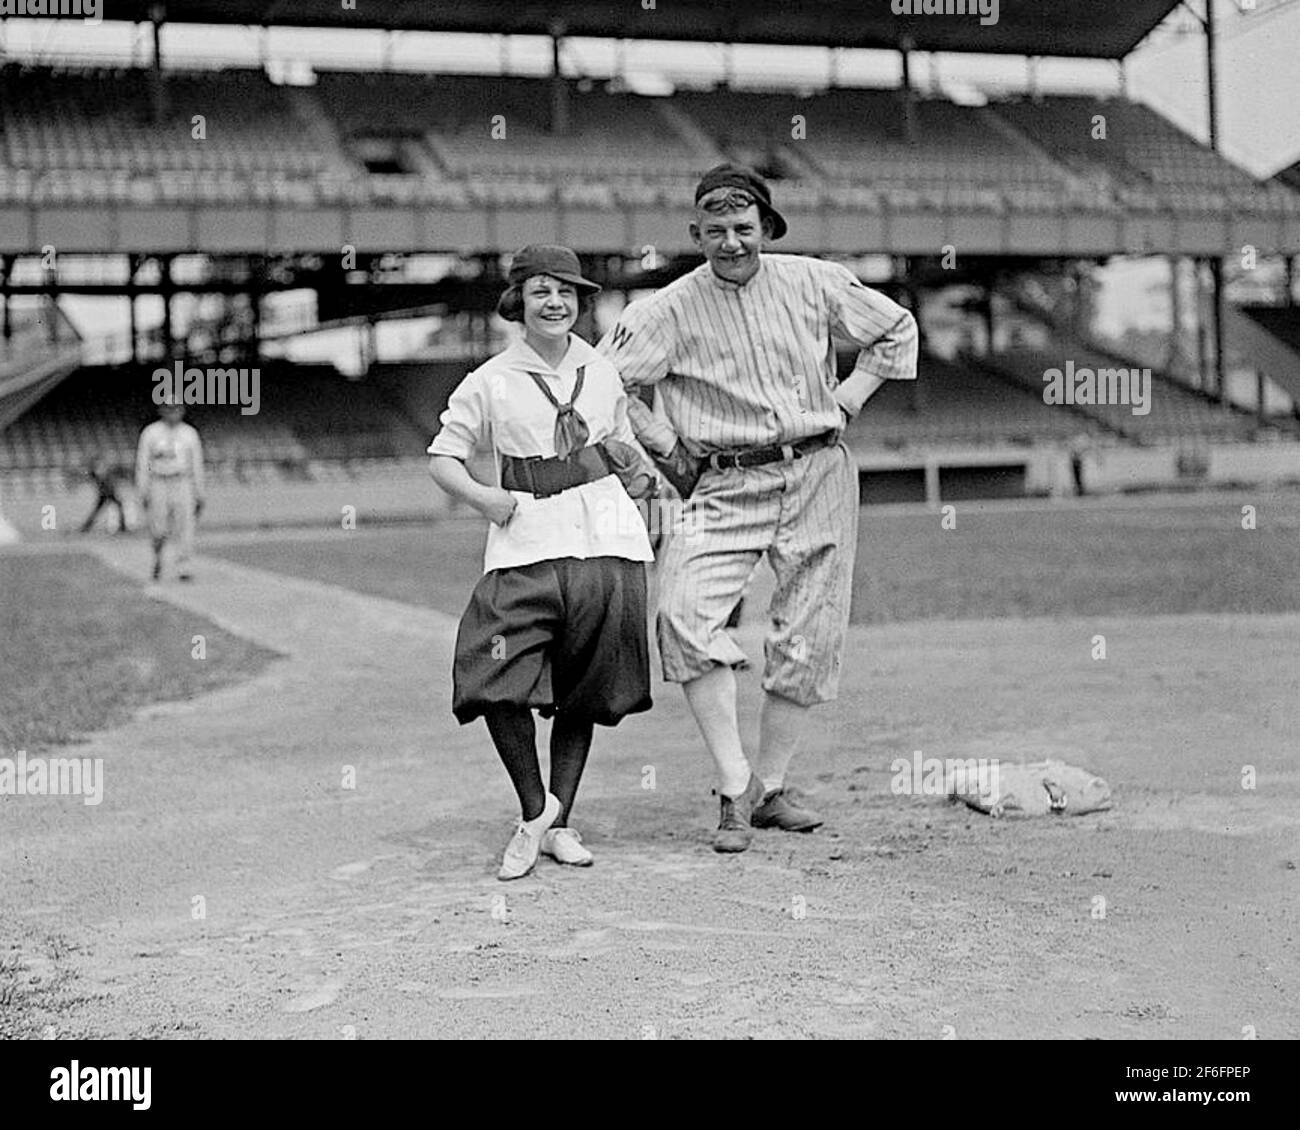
428, 246, 656, 880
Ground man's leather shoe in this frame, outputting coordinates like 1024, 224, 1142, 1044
752, 787, 823, 832
713, 774, 765, 853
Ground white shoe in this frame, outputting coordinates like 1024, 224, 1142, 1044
540, 826, 593, 867
497, 793, 561, 881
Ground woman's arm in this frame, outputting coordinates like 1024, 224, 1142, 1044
429, 454, 517, 527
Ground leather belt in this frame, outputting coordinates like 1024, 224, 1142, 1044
705, 429, 837, 473
500, 443, 612, 499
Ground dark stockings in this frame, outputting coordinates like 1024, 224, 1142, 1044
547, 712, 593, 826
483, 706, 594, 826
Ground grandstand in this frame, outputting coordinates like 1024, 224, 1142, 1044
2, 0, 1300, 527
991, 94, 1300, 215
846, 353, 1105, 449
1, 67, 344, 177
979, 347, 1263, 443
5, 66, 1297, 222
0, 63, 355, 207
0, 362, 427, 481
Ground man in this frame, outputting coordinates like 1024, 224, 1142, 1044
598, 163, 918, 853
78, 455, 128, 534
135, 397, 205, 581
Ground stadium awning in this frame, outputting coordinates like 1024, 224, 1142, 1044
90, 1, 1181, 61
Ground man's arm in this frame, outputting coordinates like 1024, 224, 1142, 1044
134, 428, 150, 499
623, 395, 676, 458
826, 266, 919, 420
847, 373, 888, 417
189, 430, 205, 502
596, 305, 677, 457
610, 391, 658, 469
597, 303, 706, 497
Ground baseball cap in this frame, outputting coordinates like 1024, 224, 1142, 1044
694, 162, 788, 240
506, 245, 601, 294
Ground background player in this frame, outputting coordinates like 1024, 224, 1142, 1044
76, 454, 130, 534
599, 163, 919, 853
135, 397, 205, 582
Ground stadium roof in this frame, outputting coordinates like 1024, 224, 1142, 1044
98, 1, 1182, 61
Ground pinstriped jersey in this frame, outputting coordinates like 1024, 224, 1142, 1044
596, 254, 918, 456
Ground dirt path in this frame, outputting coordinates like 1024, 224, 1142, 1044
3, 540, 1297, 1039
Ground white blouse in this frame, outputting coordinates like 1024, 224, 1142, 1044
428, 334, 654, 574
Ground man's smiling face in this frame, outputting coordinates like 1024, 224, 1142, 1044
690, 193, 770, 286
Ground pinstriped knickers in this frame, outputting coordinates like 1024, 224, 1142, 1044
656, 441, 858, 706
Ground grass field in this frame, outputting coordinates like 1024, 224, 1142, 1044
0, 551, 280, 752
205, 493, 1300, 623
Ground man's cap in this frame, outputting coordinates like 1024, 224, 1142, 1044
506, 245, 601, 294
694, 162, 787, 240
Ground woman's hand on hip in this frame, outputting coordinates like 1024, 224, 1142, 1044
481, 488, 519, 527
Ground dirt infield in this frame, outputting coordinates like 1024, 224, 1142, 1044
1, 525, 1296, 1040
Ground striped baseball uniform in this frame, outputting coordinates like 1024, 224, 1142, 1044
597, 253, 918, 705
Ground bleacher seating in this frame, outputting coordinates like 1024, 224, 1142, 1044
0, 64, 355, 202
315, 72, 713, 193
1, 340, 1288, 489
846, 353, 1104, 448
669, 90, 820, 182
1, 66, 342, 174
266, 363, 429, 460
990, 95, 1289, 214
807, 91, 1056, 183
1, 66, 1294, 219
983, 347, 1262, 442
0, 363, 430, 476
3, 68, 1298, 468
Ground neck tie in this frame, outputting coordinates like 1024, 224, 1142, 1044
527, 365, 590, 461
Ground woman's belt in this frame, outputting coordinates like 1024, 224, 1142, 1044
500, 444, 612, 499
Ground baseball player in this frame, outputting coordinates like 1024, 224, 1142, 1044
78, 455, 129, 534
598, 163, 919, 853
135, 397, 205, 581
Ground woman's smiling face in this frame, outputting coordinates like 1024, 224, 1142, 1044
521, 274, 578, 342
